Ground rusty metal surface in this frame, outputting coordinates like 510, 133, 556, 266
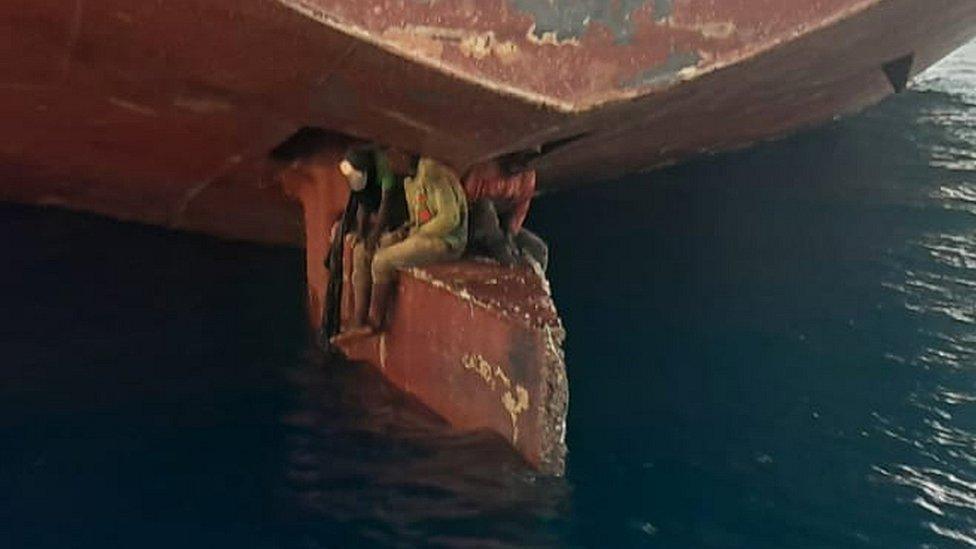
533, 0, 976, 185
387, 268, 568, 475
1, 0, 976, 243
283, 0, 874, 108
339, 260, 569, 475
409, 262, 562, 330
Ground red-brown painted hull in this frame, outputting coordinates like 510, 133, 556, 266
2, 1, 975, 242
337, 261, 568, 475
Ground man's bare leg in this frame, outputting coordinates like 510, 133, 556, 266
367, 281, 394, 332
350, 240, 373, 328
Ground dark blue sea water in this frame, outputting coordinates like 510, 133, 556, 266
3, 42, 976, 548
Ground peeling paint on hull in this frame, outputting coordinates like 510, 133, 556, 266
2, 0, 975, 477
1, 0, 976, 245
339, 257, 570, 475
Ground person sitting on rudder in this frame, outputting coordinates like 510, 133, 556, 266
463, 159, 547, 271
338, 146, 406, 333
365, 157, 468, 333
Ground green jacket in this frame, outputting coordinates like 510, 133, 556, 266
405, 158, 468, 252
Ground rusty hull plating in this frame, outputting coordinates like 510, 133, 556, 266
3, 1, 976, 242
339, 260, 569, 475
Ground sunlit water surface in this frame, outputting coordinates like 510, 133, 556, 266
3, 41, 976, 549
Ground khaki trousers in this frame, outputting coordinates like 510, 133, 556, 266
369, 232, 460, 284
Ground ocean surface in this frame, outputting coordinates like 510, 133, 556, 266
3, 41, 976, 548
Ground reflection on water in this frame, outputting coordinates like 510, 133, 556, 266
870, 40, 976, 547
525, 39, 976, 548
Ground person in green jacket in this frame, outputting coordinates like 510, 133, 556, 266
367, 157, 468, 331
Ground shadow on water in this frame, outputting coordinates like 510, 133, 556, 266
0, 205, 570, 548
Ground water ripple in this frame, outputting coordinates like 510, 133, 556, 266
873, 51, 976, 545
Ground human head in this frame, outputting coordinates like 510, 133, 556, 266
339, 147, 372, 192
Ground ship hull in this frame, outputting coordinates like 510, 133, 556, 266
2, 1, 975, 242
4, 0, 976, 475
337, 260, 569, 475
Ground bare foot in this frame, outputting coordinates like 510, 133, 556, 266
330, 325, 375, 345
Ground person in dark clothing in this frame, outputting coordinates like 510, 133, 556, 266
463, 160, 548, 271
337, 146, 407, 332
268, 128, 350, 341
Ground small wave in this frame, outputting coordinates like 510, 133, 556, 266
875, 464, 976, 514
932, 183, 976, 205
916, 233, 976, 274
916, 496, 946, 516
889, 261, 976, 328
938, 388, 976, 405
927, 522, 976, 547
928, 145, 976, 172
926, 419, 976, 450
908, 392, 953, 421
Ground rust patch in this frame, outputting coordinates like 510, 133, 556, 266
409, 262, 561, 330
524, 25, 581, 47
278, 0, 882, 109
381, 25, 520, 63
696, 21, 737, 40
660, 19, 738, 40
622, 50, 702, 89
462, 354, 531, 444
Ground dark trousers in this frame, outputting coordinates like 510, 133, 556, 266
468, 199, 548, 271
